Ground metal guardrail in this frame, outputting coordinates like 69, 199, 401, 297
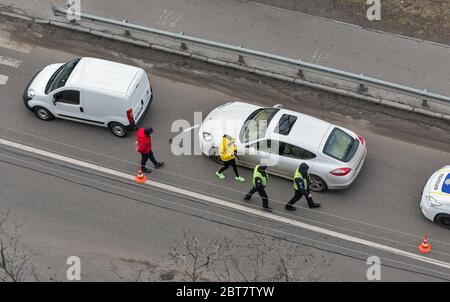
51, 5, 450, 109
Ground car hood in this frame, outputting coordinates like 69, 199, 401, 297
201, 101, 260, 144
427, 166, 450, 203
28, 63, 64, 96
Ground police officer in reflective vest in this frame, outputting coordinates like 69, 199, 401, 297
285, 163, 320, 211
244, 165, 272, 212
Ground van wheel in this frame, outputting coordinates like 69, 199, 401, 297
109, 122, 127, 137
309, 175, 328, 192
34, 107, 54, 121
435, 214, 450, 230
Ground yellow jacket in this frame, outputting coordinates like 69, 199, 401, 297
219, 136, 237, 162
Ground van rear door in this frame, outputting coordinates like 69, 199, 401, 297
128, 70, 151, 125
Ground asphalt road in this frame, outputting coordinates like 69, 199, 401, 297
0, 16, 449, 281
3, 0, 450, 97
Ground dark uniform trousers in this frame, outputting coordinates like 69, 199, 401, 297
245, 187, 269, 208
287, 190, 315, 208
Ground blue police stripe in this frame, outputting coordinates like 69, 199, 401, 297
442, 173, 450, 194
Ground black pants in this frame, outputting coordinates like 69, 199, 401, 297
140, 151, 158, 168
218, 158, 239, 177
287, 190, 315, 208
245, 187, 269, 208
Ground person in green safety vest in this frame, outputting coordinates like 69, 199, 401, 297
285, 163, 321, 211
244, 165, 272, 212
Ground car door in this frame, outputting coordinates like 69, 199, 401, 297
275, 141, 317, 177
52, 89, 85, 121
241, 139, 280, 169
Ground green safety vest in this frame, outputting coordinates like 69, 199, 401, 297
252, 165, 268, 188
293, 168, 308, 191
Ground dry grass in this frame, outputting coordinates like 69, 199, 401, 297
335, 0, 450, 42
251, 0, 450, 44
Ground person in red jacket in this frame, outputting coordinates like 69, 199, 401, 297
136, 127, 164, 173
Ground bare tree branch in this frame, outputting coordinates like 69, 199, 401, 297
0, 210, 33, 282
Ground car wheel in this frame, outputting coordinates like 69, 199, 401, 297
435, 214, 450, 230
109, 122, 128, 137
208, 147, 223, 164
34, 106, 54, 121
309, 175, 328, 192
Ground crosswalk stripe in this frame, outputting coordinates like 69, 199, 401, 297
0, 74, 8, 85
0, 56, 22, 68
0, 37, 33, 53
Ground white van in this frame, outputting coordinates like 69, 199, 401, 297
23, 57, 153, 137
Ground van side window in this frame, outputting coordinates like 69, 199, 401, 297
279, 142, 316, 160
55, 90, 80, 105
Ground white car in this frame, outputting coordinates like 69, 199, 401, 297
23, 57, 153, 137
199, 101, 366, 192
420, 166, 450, 229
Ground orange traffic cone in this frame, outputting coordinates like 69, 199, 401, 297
135, 167, 148, 184
418, 235, 432, 253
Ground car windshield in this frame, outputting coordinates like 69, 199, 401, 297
323, 127, 357, 162
45, 58, 80, 94
240, 108, 280, 143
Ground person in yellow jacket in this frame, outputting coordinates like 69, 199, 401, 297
216, 134, 245, 182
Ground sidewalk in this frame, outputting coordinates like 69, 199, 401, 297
3, 0, 450, 96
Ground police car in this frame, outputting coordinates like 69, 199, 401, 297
420, 165, 450, 229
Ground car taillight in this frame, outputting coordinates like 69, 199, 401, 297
126, 109, 135, 126
330, 168, 352, 176
356, 134, 365, 145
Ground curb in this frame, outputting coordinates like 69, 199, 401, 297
1, 11, 450, 122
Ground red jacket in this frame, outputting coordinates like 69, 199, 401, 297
136, 128, 152, 153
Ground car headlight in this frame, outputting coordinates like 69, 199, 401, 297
425, 195, 441, 207
28, 89, 36, 98
203, 132, 213, 142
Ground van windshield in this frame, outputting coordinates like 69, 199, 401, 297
45, 58, 80, 94
323, 127, 358, 162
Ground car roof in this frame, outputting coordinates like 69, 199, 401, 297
66, 57, 142, 96
270, 108, 332, 151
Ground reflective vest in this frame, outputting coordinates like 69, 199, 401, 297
219, 136, 236, 162
293, 168, 308, 191
252, 165, 268, 188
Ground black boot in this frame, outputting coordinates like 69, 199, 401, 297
263, 206, 273, 212
309, 203, 321, 209
155, 162, 164, 169
141, 167, 152, 173
285, 204, 296, 211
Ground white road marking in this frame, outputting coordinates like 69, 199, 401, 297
0, 74, 8, 85
0, 56, 22, 68
0, 37, 33, 53
1, 137, 450, 271
157, 9, 182, 28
